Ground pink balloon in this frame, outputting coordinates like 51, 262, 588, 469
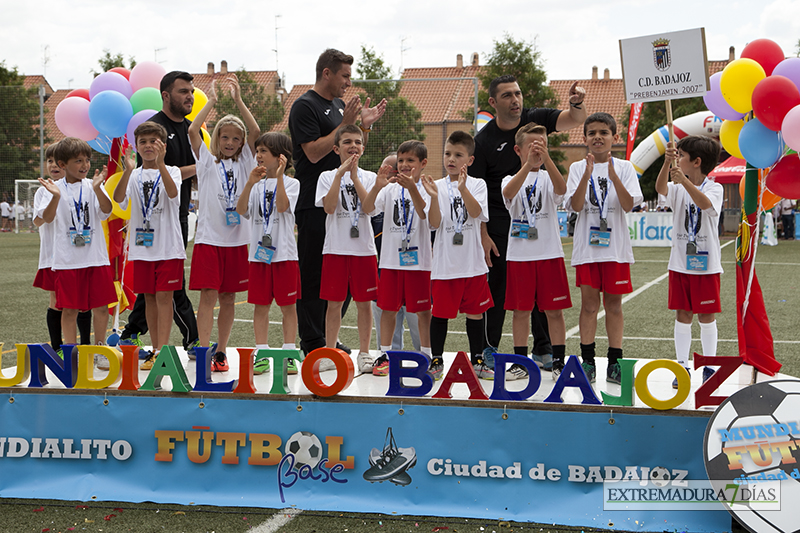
125, 109, 158, 150
129, 61, 168, 93
89, 71, 133, 100
773, 58, 800, 94
54, 97, 98, 141
782, 105, 800, 152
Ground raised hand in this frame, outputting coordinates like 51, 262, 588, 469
122, 146, 137, 171
277, 154, 287, 177
38, 177, 61, 197
421, 174, 438, 197
248, 165, 267, 185
361, 97, 387, 128
395, 170, 416, 189
457, 164, 468, 192
375, 163, 396, 189
227, 73, 242, 102
569, 81, 586, 106
92, 165, 108, 188
342, 95, 361, 126
155, 139, 167, 166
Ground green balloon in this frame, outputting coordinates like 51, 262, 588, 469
129, 87, 162, 115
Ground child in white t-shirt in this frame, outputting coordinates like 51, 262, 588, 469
114, 122, 185, 370
363, 140, 433, 376
502, 123, 572, 381
315, 124, 380, 374
656, 136, 723, 387
188, 74, 260, 372
565, 112, 643, 384
422, 131, 493, 380
37, 138, 116, 351
236, 132, 300, 375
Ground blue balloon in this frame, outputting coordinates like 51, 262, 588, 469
739, 117, 784, 169
87, 133, 113, 155
88, 90, 133, 139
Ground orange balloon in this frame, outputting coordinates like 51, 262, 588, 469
739, 174, 781, 210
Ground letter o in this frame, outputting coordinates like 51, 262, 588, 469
111, 440, 132, 460
301, 348, 354, 397
634, 359, 690, 410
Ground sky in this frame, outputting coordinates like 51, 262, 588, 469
2, 0, 799, 93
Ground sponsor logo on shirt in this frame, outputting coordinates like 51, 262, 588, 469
700, 299, 716, 305
497, 142, 507, 151
324, 109, 331, 115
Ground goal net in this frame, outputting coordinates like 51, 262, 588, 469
14, 179, 42, 234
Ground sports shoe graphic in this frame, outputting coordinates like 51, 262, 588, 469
363, 427, 417, 486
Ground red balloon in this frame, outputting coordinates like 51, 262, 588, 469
765, 154, 800, 199
66, 88, 90, 100
752, 76, 800, 131
109, 67, 131, 80
741, 39, 785, 76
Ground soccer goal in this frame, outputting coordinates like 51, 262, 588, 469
14, 179, 42, 234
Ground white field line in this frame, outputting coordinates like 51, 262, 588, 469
249, 508, 302, 533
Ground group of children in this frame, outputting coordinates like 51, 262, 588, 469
35, 87, 724, 387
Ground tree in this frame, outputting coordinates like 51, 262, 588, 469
620, 97, 707, 200
471, 34, 567, 173
0, 62, 44, 196
354, 46, 425, 171
91, 49, 136, 77
213, 69, 284, 135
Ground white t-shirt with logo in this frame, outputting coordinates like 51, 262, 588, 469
194, 142, 255, 247
243, 175, 300, 263
51, 179, 112, 270
502, 170, 565, 262
315, 168, 378, 257
119, 166, 186, 262
565, 158, 642, 266
431, 176, 489, 280
374, 181, 432, 271
34, 186, 56, 269
665, 179, 724, 275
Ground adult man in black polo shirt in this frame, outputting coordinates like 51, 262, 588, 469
288, 49, 386, 356
471, 75, 586, 368
119, 71, 199, 353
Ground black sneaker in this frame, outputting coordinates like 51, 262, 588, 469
581, 361, 596, 383
506, 363, 529, 381
336, 341, 352, 355
551, 360, 564, 381
672, 367, 691, 389
702, 367, 715, 383
606, 362, 621, 384
428, 357, 444, 381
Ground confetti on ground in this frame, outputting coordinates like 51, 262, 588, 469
75, 505, 87, 510
32, 507, 44, 512
113, 508, 124, 513
104, 514, 116, 521
174, 511, 185, 516
433, 528, 449, 532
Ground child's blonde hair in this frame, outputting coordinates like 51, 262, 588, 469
210, 114, 247, 162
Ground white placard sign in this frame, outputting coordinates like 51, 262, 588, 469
619, 28, 710, 104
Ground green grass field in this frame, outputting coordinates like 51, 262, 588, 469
0, 230, 788, 533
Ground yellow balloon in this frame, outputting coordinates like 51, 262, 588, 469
719, 119, 745, 159
104, 171, 132, 220
202, 127, 211, 150
187, 87, 208, 122
720, 58, 766, 113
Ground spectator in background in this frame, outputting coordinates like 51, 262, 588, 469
780, 198, 795, 240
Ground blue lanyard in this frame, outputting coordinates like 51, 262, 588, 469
517, 171, 539, 226
400, 187, 415, 246
590, 172, 609, 220
63, 180, 85, 230
686, 180, 707, 243
445, 178, 464, 234
137, 169, 161, 223
218, 160, 236, 208
262, 180, 277, 235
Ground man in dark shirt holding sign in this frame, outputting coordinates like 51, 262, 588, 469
288, 49, 386, 355
471, 75, 586, 370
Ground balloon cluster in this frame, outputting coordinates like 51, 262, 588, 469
704, 39, 800, 199
54, 62, 209, 155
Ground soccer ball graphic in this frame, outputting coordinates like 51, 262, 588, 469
704, 379, 800, 533
649, 466, 671, 487
284, 431, 323, 470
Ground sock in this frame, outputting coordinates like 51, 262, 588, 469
552, 344, 566, 363
281, 343, 296, 350
607, 347, 623, 366
700, 320, 718, 358
77, 310, 92, 345
420, 346, 432, 356
430, 316, 448, 358
580, 342, 596, 365
514, 346, 528, 357
46, 308, 63, 352
380, 345, 392, 354
255, 344, 269, 351
674, 321, 692, 367
466, 316, 487, 362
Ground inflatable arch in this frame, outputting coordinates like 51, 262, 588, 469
629, 111, 722, 177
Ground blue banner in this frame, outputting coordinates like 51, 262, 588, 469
0, 392, 729, 531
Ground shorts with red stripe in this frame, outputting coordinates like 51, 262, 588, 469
189, 243, 249, 293
505, 258, 572, 311
431, 275, 493, 319
377, 269, 432, 313
668, 271, 721, 314
54, 265, 117, 311
133, 258, 184, 294
33, 268, 56, 291
575, 262, 632, 294
320, 254, 379, 302
248, 260, 301, 307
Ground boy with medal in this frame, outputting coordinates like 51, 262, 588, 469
566, 113, 642, 384
236, 133, 301, 375
316, 124, 380, 374
114, 122, 184, 370
37, 138, 117, 352
501, 123, 572, 380
656, 137, 723, 387
363, 140, 433, 376
422, 131, 494, 380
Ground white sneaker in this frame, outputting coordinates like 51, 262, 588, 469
95, 353, 110, 371
317, 358, 337, 372
357, 352, 375, 374
506, 363, 529, 381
